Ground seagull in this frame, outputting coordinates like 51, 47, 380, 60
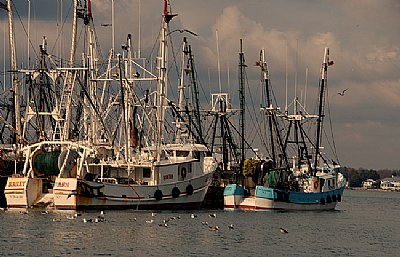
201, 221, 209, 226
280, 227, 289, 234
191, 214, 197, 219
52, 218, 62, 222
170, 29, 198, 37
74, 213, 82, 217
146, 219, 154, 224
208, 213, 216, 218
41, 210, 49, 215
337, 88, 349, 96
151, 212, 157, 217
209, 225, 219, 231
228, 224, 234, 229
83, 218, 93, 223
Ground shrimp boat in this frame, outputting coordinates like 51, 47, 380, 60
5, 0, 217, 210
224, 48, 346, 211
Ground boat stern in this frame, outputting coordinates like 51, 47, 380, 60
223, 184, 244, 208
53, 178, 78, 210
4, 177, 42, 208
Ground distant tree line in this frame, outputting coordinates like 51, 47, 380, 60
342, 167, 399, 187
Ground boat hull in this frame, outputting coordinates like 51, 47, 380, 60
53, 172, 213, 210
4, 177, 42, 208
224, 184, 344, 211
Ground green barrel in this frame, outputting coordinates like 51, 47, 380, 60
33, 151, 61, 176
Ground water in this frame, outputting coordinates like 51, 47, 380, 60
0, 189, 399, 257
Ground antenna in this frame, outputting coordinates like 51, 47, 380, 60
27, 0, 31, 68
138, 0, 141, 58
294, 40, 298, 115
112, 0, 115, 56
304, 67, 308, 111
216, 29, 222, 93
285, 40, 288, 112
3, 22, 5, 92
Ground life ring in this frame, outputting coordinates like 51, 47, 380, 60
186, 184, 194, 195
172, 187, 180, 198
154, 189, 163, 201
181, 167, 187, 179
320, 198, 326, 205
314, 180, 319, 190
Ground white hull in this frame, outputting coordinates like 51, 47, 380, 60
53, 172, 213, 210
224, 195, 338, 211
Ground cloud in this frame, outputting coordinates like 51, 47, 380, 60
367, 46, 400, 62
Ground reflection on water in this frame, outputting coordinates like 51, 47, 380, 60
0, 190, 399, 256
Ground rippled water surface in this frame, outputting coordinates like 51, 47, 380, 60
1, 189, 399, 256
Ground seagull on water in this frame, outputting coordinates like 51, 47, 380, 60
280, 227, 289, 234
208, 213, 216, 218
209, 225, 219, 231
228, 224, 234, 229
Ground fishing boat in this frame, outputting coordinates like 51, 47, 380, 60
4, 0, 217, 210
224, 47, 346, 211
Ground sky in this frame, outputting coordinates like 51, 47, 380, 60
0, 0, 399, 170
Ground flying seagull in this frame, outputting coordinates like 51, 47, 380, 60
337, 88, 349, 96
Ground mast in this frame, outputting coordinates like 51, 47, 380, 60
156, 0, 176, 162
259, 49, 276, 164
61, 0, 78, 140
7, 0, 21, 148
314, 47, 330, 175
239, 39, 245, 168
176, 38, 186, 142
188, 45, 202, 142
69, 0, 78, 66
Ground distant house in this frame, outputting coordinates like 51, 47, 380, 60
380, 176, 400, 191
362, 179, 378, 189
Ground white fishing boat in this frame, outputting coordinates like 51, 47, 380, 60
5, 0, 217, 210
224, 48, 346, 211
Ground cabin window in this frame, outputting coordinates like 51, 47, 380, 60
143, 168, 151, 178
193, 151, 200, 160
176, 151, 189, 157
